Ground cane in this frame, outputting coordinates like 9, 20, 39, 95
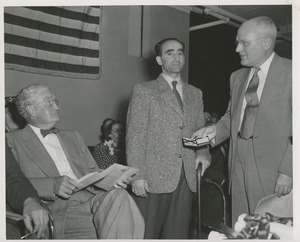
196, 162, 202, 238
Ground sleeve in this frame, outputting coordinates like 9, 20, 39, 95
278, 77, 292, 178
278, 139, 292, 178
214, 74, 233, 146
93, 143, 112, 169
6, 139, 40, 214
126, 84, 150, 181
194, 89, 211, 162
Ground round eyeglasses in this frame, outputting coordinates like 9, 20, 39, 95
32, 98, 59, 107
235, 36, 267, 48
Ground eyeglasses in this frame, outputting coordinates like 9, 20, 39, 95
235, 36, 267, 48
32, 98, 59, 107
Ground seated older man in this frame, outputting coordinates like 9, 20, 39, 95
6, 84, 145, 239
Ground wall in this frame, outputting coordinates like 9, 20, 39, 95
5, 6, 190, 145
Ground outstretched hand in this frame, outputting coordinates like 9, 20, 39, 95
191, 125, 217, 141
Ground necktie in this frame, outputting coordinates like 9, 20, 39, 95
240, 67, 260, 139
41, 127, 59, 138
172, 81, 183, 112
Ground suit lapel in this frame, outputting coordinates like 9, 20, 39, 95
232, 69, 251, 133
182, 83, 194, 113
57, 132, 88, 178
256, 54, 282, 120
22, 125, 60, 177
158, 76, 183, 118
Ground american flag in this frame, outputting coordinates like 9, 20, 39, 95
4, 6, 102, 80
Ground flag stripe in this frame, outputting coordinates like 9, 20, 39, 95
6, 54, 99, 74
5, 43, 98, 66
63, 6, 101, 17
5, 24, 99, 50
26, 7, 100, 24
5, 33, 99, 57
5, 13, 99, 41
5, 7, 100, 33
4, 6, 102, 79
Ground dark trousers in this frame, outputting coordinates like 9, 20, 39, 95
133, 169, 194, 239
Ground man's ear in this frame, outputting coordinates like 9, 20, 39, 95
156, 56, 162, 66
263, 37, 273, 50
25, 105, 35, 117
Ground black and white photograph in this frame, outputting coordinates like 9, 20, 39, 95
1, 0, 299, 240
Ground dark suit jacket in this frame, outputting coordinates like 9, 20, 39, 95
126, 74, 210, 193
215, 53, 292, 195
6, 139, 40, 214
6, 125, 100, 238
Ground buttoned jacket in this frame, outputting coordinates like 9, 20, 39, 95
126, 74, 210, 193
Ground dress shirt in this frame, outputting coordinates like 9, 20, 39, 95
29, 124, 78, 181
239, 52, 275, 130
161, 73, 183, 99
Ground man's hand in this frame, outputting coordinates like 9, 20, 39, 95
192, 125, 217, 143
114, 177, 133, 189
23, 197, 49, 238
274, 173, 292, 197
195, 157, 210, 176
53, 176, 78, 199
132, 179, 149, 198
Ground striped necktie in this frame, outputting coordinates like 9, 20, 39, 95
240, 67, 260, 139
172, 81, 183, 112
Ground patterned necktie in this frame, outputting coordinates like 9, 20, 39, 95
240, 67, 260, 139
41, 127, 59, 138
172, 81, 183, 112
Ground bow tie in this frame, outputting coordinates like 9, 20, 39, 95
40, 127, 59, 138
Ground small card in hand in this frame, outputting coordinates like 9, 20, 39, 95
183, 133, 214, 147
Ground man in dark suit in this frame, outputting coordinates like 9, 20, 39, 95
6, 139, 49, 239
192, 16, 292, 225
126, 38, 210, 238
6, 84, 144, 239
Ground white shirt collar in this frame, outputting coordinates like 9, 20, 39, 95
161, 73, 182, 86
257, 52, 275, 77
29, 124, 44, 139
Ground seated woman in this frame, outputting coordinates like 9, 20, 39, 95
100, 118, 115, 143
93, 121, 126, 169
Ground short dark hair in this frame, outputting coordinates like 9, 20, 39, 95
154, 38, 185, 56
103, 120, 117, 141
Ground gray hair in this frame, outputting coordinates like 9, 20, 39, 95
14, 84, 48, 120
247, 16, 277, 40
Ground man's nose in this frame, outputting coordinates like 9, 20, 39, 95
235, 43, 243, 53
53, 102, 59, 110
173, 53, 179, 59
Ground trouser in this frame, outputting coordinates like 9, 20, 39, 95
133, 169, 194, 239
231, 136, 265, 226
63, 188, 145, 239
